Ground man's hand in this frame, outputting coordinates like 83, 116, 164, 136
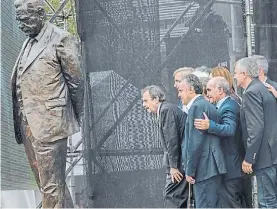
242, 160, 253, 174
194, 112, 209, 130
186, 175, 195, 184
170, 168, 183, 183
265, 83, 277, 98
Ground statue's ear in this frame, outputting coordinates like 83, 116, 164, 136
37, 6, 45, 17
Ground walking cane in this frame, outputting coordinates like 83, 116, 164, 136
187, 183, 191, 209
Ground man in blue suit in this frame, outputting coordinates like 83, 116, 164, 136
194, 76, 245, 207
178, 74, 226, 208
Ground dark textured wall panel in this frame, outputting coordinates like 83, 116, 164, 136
1, 0, 37, 190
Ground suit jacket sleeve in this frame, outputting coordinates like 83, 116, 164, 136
57, 33, 84, 124
160, 108, 180, 169
186, 105, 206, 177
208, 106, 237, 137
243, 91, 264, 164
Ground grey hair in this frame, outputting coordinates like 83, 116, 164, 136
212, 76, 231, 95
141, 85, 166, 102
236, 57, 259, 78
181, 74, 203, 94
173, 67, 195, 77
199, 77, 210, 88
251, 55, 269, 75
194, 66, 211, 76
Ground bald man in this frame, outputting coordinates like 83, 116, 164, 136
194, 77, 245, 207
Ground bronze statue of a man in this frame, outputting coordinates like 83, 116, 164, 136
11, 0, 83, 207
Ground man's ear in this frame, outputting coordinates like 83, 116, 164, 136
153, 97, 159, 104
242, 71, 247, 78
188, 86, 194, 94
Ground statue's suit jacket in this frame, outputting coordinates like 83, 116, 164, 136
11, 22, 84, 144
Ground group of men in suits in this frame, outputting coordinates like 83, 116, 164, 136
142, 55, 277, 208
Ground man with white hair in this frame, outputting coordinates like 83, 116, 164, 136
194, 76, 245, 207
173, 67, 194, 112
193, 66, 211, 78
251, 55, 277, 88
173, 67, 195, 89
252, 55, 277, 100
234, 57, 277, 208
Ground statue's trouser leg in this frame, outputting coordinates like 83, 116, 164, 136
20, 119, 74, 208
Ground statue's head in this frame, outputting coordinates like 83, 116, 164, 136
14, 0, 46, 37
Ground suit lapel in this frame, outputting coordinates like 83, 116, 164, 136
218, 97, 230, 111
22, 44, 47, 74
21, 23, 52, 74
10, 38, 29, 86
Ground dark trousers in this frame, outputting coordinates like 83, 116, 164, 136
241, 175, 253, 208
221, 177, 244, 208
193, 175, 222, 208
255, 165, 277, 208
163, 174, 189, 208
20, 117, 74, 208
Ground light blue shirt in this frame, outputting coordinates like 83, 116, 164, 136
216, 96, 230, 110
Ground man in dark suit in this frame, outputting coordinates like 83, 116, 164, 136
141, 85, 188, 208
234, 57, 277, 208
177, 74, 226, 208
194, 76, 245, 207
12, 0, 83, 207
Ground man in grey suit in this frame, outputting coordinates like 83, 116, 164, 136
234, 57, 277, 208
177, 74, 226, 208
194, 76, 245, 207
141, 85, 188, 208
12, 0, 83, 207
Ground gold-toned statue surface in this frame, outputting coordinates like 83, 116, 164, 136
11, 0, 84, 207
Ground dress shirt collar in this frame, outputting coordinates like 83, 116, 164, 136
186, 94, 201, 112
216, 96, 229, 110
157, 102, 162, 118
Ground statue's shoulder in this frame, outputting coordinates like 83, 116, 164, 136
48, 22, 65, 34
47, 22, 72, 41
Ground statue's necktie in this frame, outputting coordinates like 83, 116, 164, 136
21, 38, 35, 67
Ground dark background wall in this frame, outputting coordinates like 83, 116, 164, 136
1, 0, 37, 190
253, 0, 277, 82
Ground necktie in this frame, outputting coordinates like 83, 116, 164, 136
21, 38, 35, 67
